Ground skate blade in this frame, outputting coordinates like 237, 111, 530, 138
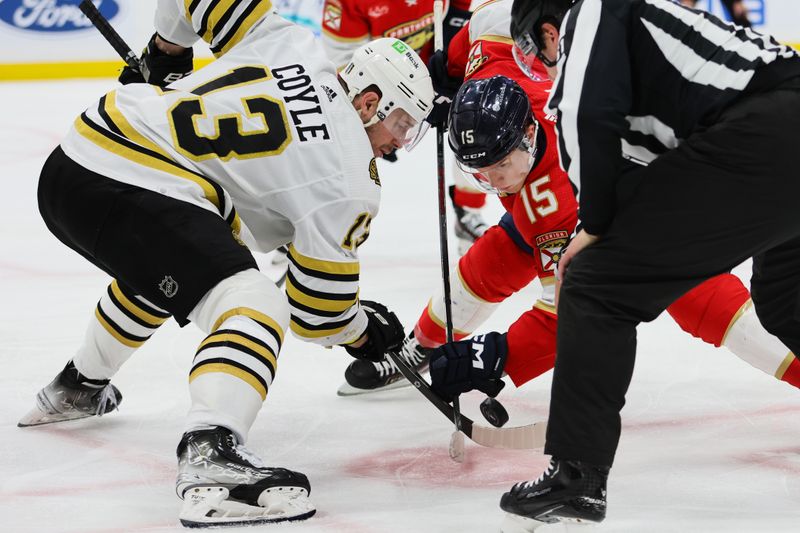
336, 376, 414, 396
500, 513, 550, 532
179, 486, 316, 528
17, 405, 92, 427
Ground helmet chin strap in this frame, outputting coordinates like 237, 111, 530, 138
363, 113, 381, 128
522, 120, 539, 170
349, 89, 383, 128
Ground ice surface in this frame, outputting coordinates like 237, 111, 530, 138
1, 80, 798, 533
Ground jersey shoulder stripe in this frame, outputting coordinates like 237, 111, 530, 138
184, 0, 272, 57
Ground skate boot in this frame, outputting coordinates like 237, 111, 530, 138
338, 334, 431, 396
450, 185, 489, 255
18, 360, 122, 427
499, 458, 609, 532
176, 426, 315, 528
452, 201, 489, 256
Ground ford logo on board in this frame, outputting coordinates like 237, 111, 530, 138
0, 0, 119, 33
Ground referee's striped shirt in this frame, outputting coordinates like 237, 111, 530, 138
547, 0, 800, 235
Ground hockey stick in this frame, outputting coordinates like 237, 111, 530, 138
431, 0, 468, 463
79, 0, 140, 71
386, 350, 547, 449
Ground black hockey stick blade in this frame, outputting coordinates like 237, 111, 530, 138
79, 0, 140, 70
386, 350, 547, 450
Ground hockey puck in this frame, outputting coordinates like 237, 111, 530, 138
480, 397, 509, 428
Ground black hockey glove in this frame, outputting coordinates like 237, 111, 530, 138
442, 5, 471, 48
429, 332, 508, 402
119, 33, 194, 88
426, 50, 463, 129
382, 149, 399, 163
343, 300, 405, 362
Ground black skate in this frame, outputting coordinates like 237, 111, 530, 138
450, 185, 489, 255
18, 360, 122, 427
176, 426, 315, 528
337, 334, 431, 396
499, 458, 608, 532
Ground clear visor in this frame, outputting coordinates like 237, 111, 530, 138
513, 43, 544, 82
381, 107, 427, 151
456, 130, 538, 195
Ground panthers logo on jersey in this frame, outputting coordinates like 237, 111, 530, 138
465, 42, 488, 78
535, 231, 569, 272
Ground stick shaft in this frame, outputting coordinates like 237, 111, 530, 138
79, 0, 140, 70
432, 0, 464, 435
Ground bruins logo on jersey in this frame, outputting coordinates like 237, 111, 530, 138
535, 231, 570, 272
369, 158, 381, 186
465, 42, 489, 78
384, 14, 434, 51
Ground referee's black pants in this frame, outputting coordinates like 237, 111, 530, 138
546, 81, 800, 467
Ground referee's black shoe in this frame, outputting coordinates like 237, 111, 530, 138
500, 458, 609, 527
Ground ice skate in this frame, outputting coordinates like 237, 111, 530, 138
499, 458, 608, 531
338, 334, 431, 396
453, 202, 489, 256
176, 426, 315, 528
18, 360, 122, 427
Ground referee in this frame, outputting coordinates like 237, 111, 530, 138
501, 0, 800, 527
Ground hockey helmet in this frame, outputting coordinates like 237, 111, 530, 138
448, 75, 539, 191
511, 0, 574, 69
340, 38, 434, 151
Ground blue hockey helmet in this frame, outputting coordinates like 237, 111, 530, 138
448, 75, 534, 171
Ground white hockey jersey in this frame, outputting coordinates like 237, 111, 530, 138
60, 5, 378, 347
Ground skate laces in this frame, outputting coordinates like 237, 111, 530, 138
234, 444, 267, 468
223, 432, 267, 468
374, 357, 398, 378
376, 338, 425, 378
519, 459, 558, 490
94, 385, 119, 416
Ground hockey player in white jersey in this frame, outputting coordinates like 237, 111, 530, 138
19, 0, 433, 528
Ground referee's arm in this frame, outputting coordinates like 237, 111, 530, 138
549, 0, 632, 236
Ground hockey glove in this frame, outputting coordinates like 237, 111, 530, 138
382, 149, 399, 163
425, 50, 463, 129
119, 33, 194, 88
429, 332, 508, 402
344, 300, 405, 362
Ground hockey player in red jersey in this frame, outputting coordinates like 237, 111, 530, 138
340, 0, 800, 398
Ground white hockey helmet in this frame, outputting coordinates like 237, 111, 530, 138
340, 38, 434, 150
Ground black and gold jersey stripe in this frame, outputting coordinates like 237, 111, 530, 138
287, 244, 359, 282
94, 302, 151, 348
197, 329, 278, 376
184, 0, 272, 58
189, 358, 269, 400
211, 307, 284, 349
285, 269, 358, 315
289, 313, 356, 340
79, 91, 243, 236
284, 244, 361, 339
108, 280, 170, 328
78, 114, 225, 217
